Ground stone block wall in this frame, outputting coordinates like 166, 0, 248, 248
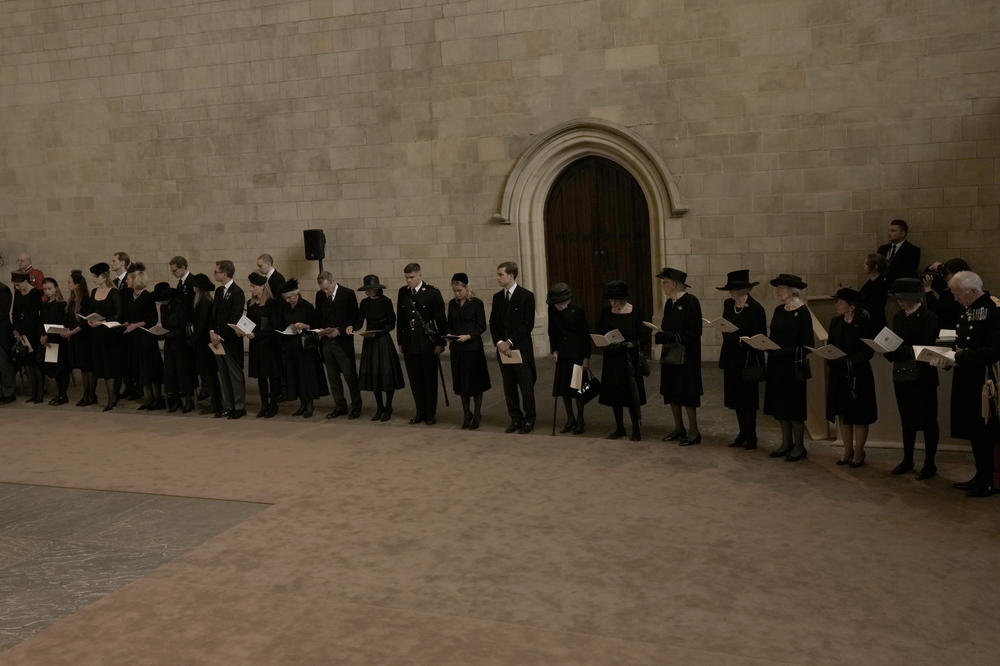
1, 0, 998, 359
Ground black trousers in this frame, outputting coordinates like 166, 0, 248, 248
499, 361, 536, 424
322, 339, 361, 411
403, 351, 438, 420
970, 419, 998, 485
215, 348, 245, 411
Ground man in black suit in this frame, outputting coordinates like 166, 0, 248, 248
315, 270, 362, 419
170, 255, 195, 308
208, 260, 246, 419
256, 254, 286, 296
397, 263, 446, 424
877, 219, 921, 284
110, 251, 130, 291
0, 277, 14, 403
489, 261, 537, 433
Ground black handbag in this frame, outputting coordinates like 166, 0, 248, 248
577, 370, 601, 404
660, 336, 685, 366
794, 346, 812, 381
892, 359, 920, 383
742, 350, 765, 383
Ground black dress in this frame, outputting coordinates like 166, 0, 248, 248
655, 292, 703, 407
278, 300, 329, 401
89, 288, 123, 380
123, 290, 164, 384
763, 304, 814, 421
884, 305, 939, 430
67, 296, 93, 371
547, 303, 590, 397
354, 295, 405, 392
40, 300, 71, 374
597, 306, 648, 407
825, 311, 878, 425
718, 296, 767, 410
12, 289, 43, 365
247, 299, 280, 380
858, 275, 888, 332
447, 297, 491, 396
191, 297, 216, 377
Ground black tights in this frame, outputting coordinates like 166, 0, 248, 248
736, 408, 758, 443
562, 396, 584, 424
613, 404, 640, 431
373, 390, 395, 410
902, 424, 939, 468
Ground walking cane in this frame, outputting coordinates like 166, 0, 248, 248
436, 355, 450, 407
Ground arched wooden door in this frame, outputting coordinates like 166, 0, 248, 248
544, 156, 653, 326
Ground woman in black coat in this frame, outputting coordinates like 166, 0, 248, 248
278, 279, 328, 418
763, 274, 815, 462
86, 262, 124, 411
882, 278, 940, 479
350, 275, 406, 422
39, 278, 72, 405
157, 282, 195, 414
654, 267, 703, 446
446, 273, 490, 429
597, 280, 648, 441
859, 253, 889, 333
66, 270, 96, 406
716, 270, 767, 449
546, 282, 590, 435
825, 287, 878, 468
239, 272, 281, 418
122, 266, 165, 411
11, 272, 44, 403
190, 273, 222, 416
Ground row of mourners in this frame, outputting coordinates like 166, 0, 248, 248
1, 258, 997, 497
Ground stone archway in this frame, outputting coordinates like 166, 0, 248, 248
496, 118, 688, 327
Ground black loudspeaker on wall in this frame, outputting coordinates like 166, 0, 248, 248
303, 229, 326, 261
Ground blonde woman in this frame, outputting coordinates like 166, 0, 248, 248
123, 264, 164, 410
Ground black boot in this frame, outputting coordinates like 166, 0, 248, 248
302, 400, 314, 418
167, 394, 180, 413
461, 396, 472, 429
292, 400, 306, 416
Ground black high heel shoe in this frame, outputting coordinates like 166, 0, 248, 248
849, 453, 866, 468
661, 428, 686, 442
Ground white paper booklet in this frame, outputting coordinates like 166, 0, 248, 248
228, 314, 256, 335
590, 329, 625, 347
277, 324, 299, 335
642, 321, 663, 333
570, 364, 585, 391
44, 324, 72, 335
861, 327, 904, 353
914, 345, 956, 366
44, 344, 59, 363
102, 321, 124, 329
806, 344, 846, 360
739, 334, 780, 351
141, 324, 169, 335
703, 317, 739, 333
937, 329, 957, 343
499, 349, 523, 365
76, 312, 105, 323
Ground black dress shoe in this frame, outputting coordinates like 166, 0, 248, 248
891, 462, 913, 475
302, 405, 314, 418
371, 408, 384, 421
917, 466, 937, 480
505, 422, 521, 433
743, 440, 757, 450
953, 478, 978, 490
292, 404, 306, 416
835, 458, 851, 466
424, 417, 437, 425
468, 413, 480, 429
326, 407, 348, 419
181, 399, 194, 413
679, 433, 702, 446
409, 416, 425, 425
786, 450, 808, 462
380, 407, 392, 422
729, 434, 746, 448
661, 429, 686, 442
606, 428, 626, 440
228, 409, 246, 419
849, 453, 865, 467
518, 421, 533, 433
769, 447, 792, 458
572, 420, 585, 435
348, 410, 361, 420
966, 484, 995, 498
560, 420, 576, 434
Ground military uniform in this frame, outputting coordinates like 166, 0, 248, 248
397, 282, 446, 423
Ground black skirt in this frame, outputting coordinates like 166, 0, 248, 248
126, 330, 164, 384
551, 356, 582, 397
358, 334, 405, 391
91, 327, 123, 380
451, 347, 491, 396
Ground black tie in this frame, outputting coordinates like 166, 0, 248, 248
505, 290, 511, 302
177, 279, 183, 289
411, 288, 416, 297
887, 244, 897, 263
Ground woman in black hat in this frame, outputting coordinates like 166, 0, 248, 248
546, 282, 590, 434
655, 268, 703, 445
157, 281, 195, 413
190, 273, 222, 416
597, 280, 648, 440
445, 273, 491, 428
11, 272, 44, 403
38, 278, 72, 405
716, 270, 767, 449
86, 262, 124, 411
859, 253, 888, 333
278, 279, 328, 418
825, 287, 877, 467
882, 277, 940, 479
350, 274, 405, 421
122, 264, 165, 410
237, 272, 281, 418
66, 270, 96, 406
763, 274, 815, 461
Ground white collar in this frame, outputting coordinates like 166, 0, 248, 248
266, 267, 275, 278
507, 283, 518, 295
181, 271, 190, 282
222, 279, 234, 291
412, 281, 424, 293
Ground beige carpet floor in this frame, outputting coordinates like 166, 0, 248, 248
1, 375, 998, 665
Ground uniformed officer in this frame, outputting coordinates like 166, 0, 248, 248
396, 263, 447, 424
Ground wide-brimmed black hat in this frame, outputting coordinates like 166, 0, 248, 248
126, 261, 146, 273
717, 269, 759, 291
656, 267, 690, 287
281, 278, 299, 295
832, 287, 862, 305
356, 274, 387, 291
888, 278, 923, 301
190, 273, 213, 292
89, 262, 110, 276
247, 272, 267, 286
603, 280, 629, 300
769, 273, 807, 289
10, 272, 28, 283
546, 282, 572, 305
152, 282, 176, 302
450, 272, 469, 285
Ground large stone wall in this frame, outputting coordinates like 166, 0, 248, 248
1, 0, 998, 358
